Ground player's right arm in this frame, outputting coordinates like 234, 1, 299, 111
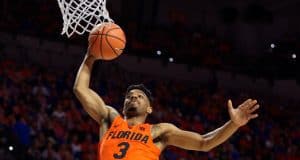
73, 53, 119, 125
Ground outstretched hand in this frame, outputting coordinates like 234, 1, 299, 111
228, 99, 259, 127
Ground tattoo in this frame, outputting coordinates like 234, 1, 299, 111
105, 106, 120, 125
152, 124, 169, 150
109, 109, 119, 123
151, 124, 162, 140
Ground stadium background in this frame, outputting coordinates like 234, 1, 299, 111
0, 0, 299, 159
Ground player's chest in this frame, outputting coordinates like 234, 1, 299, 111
105, 125, 150, 144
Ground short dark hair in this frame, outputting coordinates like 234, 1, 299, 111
126, 84, 153, 103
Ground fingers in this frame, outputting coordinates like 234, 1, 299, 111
227, 99, 233, 110
248, 104, 259, 113
248, 113, 259, 120
240, 99, 257, 110
240, 99, 252, 109
115, 48, 124, 54
249, 100, 258, 107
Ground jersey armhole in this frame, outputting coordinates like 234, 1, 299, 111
149, 124, 162, 153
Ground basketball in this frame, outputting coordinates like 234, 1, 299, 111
88, 23, 126, 60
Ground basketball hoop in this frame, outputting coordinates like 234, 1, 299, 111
56, 0, 113, 37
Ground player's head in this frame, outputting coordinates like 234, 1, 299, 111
123, 84, 153, 118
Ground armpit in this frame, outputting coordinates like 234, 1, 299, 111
106, 105, 120, 124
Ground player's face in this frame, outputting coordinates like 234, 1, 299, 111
123, 89, 152, 117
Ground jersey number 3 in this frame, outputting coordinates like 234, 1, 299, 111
113, 142, 130, 159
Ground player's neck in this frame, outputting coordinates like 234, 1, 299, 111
124, 115, 146, 126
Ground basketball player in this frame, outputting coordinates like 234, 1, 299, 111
73, 53, 260, 160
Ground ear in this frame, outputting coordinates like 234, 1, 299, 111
146, 106, 152, 114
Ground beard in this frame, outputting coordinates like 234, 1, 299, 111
125, 107, 139, 118
124, 102, 139, 118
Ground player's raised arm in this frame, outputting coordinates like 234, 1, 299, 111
153, 121, 238, 152
153, 99, 259, 151
73, 52, 119, 125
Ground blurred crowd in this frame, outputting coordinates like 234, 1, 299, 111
1, 0, 299, 78
0, 0, 231, 66
0, 0, 299, 159
0, 59, 299, 160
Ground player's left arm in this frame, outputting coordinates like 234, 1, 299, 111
155, 99, 259, 152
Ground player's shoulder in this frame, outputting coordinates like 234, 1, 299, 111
151, 123, 178, 139
106, 105, 120, 123
152, 123, 177, 129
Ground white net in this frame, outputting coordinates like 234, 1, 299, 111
56, 0, 113, 37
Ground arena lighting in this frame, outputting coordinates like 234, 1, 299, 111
168, 57, 174, 62
292, 53, 296, 59
156, 50, 162, 55
270, 43, 275, 49
8, 146, 14, 151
